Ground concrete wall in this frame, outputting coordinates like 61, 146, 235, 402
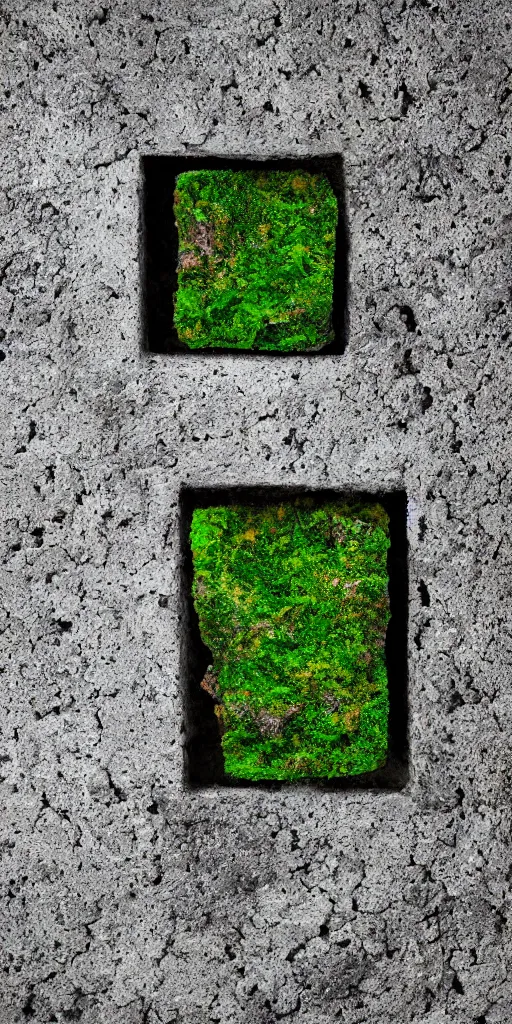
1, 2, 511, 1021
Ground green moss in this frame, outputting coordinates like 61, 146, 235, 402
190, 498, 391, 781
174, 169, 337, 351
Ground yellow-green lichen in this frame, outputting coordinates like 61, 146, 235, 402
173, 169, 337, 351
190, 498, 391, 781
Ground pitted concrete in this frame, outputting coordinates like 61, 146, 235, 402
1, 2, 511, 1022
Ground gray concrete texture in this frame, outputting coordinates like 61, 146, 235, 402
1, 0, 511, 1021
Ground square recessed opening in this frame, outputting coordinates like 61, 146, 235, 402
179, 487, 408, 789
141, 155, 348, 355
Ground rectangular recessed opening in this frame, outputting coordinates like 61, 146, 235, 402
141, 154, 348, 355
179, 487, 408, 789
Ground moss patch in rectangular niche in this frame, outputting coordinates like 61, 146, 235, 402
190, 497, 391, 781
174, 169, 337, 351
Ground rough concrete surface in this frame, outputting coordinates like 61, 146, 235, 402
1, 1, 511, 1022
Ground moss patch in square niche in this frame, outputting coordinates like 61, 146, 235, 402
173, 169, 337, 351
190, 498, 391, 781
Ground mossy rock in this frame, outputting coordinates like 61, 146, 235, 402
174, 169, 337, 351
190, 498, 391, 781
